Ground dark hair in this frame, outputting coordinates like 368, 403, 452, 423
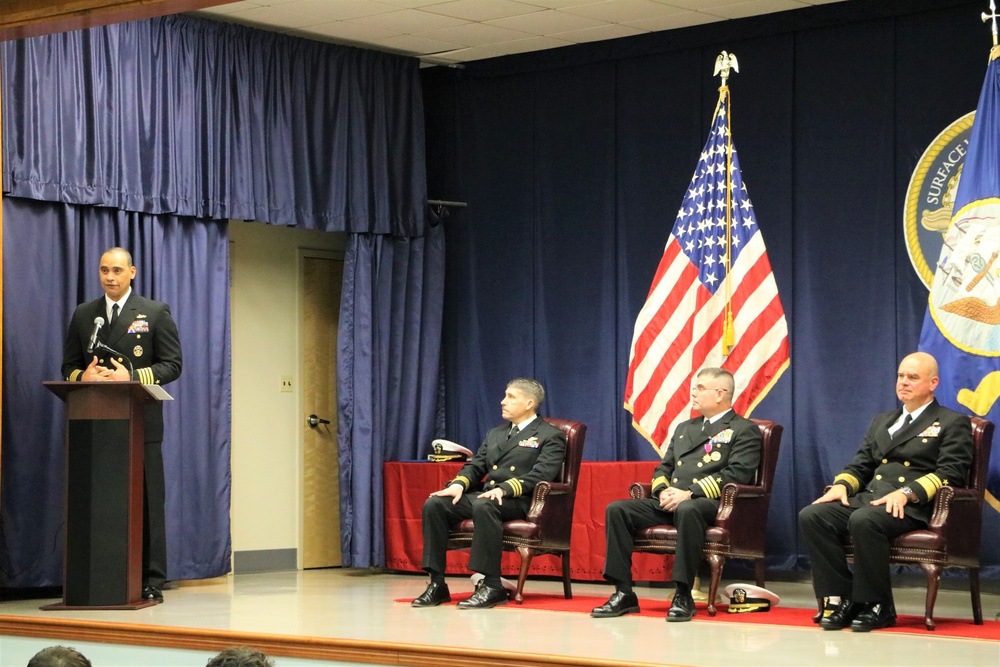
27, 646, 91, 667
207, 647, 275, 667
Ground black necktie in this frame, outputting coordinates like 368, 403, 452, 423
892, 413, 912, 440
110, 303, 120, 330
509, 424, 518, 439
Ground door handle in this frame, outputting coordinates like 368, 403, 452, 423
307, 414, 331, 428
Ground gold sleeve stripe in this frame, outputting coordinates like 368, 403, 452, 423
697, 477, 721, 499
652, 475, 670, 489
915, 473, 943, 499
453, 475, 471, 489
833, 473, 860, 493
138, 367, 155, 384
508, 478, 523, 497
68, 369, 82, 381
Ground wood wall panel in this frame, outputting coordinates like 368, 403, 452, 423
0, 0, 235, 42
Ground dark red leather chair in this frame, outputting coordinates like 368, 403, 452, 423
446, 418, 586, 604
837, 415, 994, 630
627, 418, 783, 616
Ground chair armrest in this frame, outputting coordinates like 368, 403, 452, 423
926, 486, 983, 561
526, 480, 572, 520
722, 483, 766, 500
714, 483, 771, 548
630, 482, 653, 500
927, 486, 980, 527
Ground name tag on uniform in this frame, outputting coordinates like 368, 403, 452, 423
518, 437, 540, 448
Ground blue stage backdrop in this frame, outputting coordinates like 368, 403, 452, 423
422, 0, 1000, 574
1, 13, 432, 584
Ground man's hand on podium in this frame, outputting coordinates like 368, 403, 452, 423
80, 355, 130, 381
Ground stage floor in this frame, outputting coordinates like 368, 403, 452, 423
0, 569, 998, 666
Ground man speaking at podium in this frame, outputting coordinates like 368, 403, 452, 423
61, 247, 183, 604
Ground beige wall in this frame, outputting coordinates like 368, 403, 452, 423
229, 220, 346, 563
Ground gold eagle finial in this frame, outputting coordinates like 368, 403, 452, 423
714, 51, 739, 86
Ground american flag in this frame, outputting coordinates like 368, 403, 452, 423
624, 87, 790, 455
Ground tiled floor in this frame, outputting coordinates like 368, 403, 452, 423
0, 569, 998, 666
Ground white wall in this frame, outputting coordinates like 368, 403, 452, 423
229, 220, 346, 561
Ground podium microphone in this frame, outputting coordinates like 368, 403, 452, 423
86, 316, 105, 354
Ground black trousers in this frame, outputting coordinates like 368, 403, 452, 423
603, 496, 718, 588
421, 493, 527, 577
798, 492, 925, 604
143, 440, 167, 588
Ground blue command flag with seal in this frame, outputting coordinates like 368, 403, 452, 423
918, 40, 1000, 511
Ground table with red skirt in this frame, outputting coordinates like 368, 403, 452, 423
384, 461, 672, 581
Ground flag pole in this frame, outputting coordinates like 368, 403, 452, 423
715, 51, 739, 356
984, 0, 998, 51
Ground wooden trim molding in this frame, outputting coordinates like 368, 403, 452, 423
0, 0, 236, 42
0, 615, 625, 667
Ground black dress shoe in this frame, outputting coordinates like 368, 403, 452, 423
851, 602, 896, 632
141, 585, 164, 603
457, 584, 508, 609
820, 599, 864, 630
412, 582, 451, 607
666, 591, 695, 622
591, 590, 640, 618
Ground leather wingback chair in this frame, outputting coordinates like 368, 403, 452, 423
838, 415, 994, 630
628, 418, 783, 616
446, 417, 586, 604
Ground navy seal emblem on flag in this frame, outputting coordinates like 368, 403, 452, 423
904, 112, 975, 289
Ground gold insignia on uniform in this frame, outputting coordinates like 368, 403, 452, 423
711, 451, 721, 462
702, 454, 712, 463
133, 345, 143, 357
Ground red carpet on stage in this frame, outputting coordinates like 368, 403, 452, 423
398, 593, 1000, 641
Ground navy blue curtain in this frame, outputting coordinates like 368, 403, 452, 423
2, 13, 435, 580
1, 197, 230, 585
1, 14, 426, 235
338, 224, 445, 567
423, 0, 1000, 574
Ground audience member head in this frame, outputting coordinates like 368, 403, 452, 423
26, 646, 91, 667
206, 646, 275, 667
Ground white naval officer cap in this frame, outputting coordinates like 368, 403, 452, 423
723, 583, 780, 613
428, 438, 474, 462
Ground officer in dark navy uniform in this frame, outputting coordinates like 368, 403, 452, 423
412, 378, 566, 609
62, 247, 183, 604
592, 367, 762, 622
799, 352, 973, 632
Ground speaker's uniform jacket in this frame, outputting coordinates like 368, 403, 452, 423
62, 294, 183, 441
62, 292, 182, 588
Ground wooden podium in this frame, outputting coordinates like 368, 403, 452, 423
42, 381, 171, 610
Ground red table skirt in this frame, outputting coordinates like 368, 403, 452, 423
383, 461, 672, 581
